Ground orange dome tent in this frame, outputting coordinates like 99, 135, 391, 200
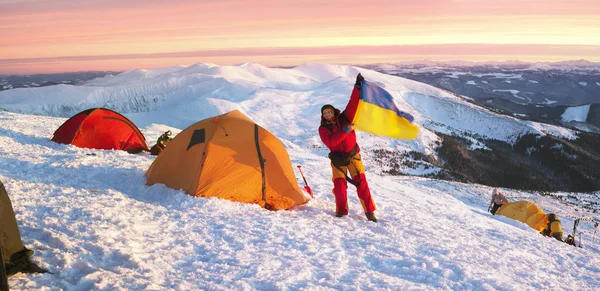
52, 108, 149, 153
145, 110, 309, 210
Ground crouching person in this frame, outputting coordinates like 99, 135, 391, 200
150, 130, 173, 155
541, 214, 563, 242
489, 188, 509, 215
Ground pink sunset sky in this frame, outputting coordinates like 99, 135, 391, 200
1, 0, 599, 74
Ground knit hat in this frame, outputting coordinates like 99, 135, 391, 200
321, 104, 335, 114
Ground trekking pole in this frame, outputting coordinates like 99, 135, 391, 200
296, 165, 313, 198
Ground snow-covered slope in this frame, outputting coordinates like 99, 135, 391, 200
562, 104, 591, 123
1, 110, 599, 291
0, 63, 578, 154
1, 63, 599, 290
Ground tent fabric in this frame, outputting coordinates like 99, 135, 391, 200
145, 110, 309, 210
495, 201, 550, 232
1, 180, 46, 277
0, 180, 25, 267
52, 108, 149, 153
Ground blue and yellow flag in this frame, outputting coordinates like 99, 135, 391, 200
352, 81, 419, 139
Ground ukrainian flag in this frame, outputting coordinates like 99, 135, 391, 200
352, 81, 419, 139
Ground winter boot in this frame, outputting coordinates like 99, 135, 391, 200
365, 212, 377, 222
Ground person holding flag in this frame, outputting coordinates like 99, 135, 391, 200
319, 73, 419, 223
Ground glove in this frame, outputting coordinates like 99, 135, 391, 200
355, 73, 364, 87
343, 124, 354, 133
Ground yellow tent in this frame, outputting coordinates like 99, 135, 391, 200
1, 180, 25, 269
1, 180, 46, 276
495, 201, 560, 237
145, 110, 309, 210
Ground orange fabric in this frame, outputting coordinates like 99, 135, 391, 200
145, 110, 308, 210
496, 201, 549, 231
331, 153, 366, 180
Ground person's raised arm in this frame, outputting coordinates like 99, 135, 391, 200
342, 73, 364, 123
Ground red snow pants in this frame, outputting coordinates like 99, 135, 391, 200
331, 153, 376, 215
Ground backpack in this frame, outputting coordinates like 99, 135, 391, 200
564, 218, 581, 246
564, 235, 576, 246
156, 130, 173, 149
542, 214, 563, 241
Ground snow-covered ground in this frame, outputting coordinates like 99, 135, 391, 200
1, 63, 599, 290
562, 104, 591, 123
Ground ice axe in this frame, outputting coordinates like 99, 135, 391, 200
296, 165, 313, 198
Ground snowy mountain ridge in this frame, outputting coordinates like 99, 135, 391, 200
3, 63, 596, 193
0, 62, 599, 290
0, 62, 577, 146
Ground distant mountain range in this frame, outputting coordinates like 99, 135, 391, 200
1, 62, 599, 192
4, 62, 598, 132
0, 71, 119, 91
363, 60, 600, 133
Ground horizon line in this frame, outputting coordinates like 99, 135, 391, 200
2, 43, 600, 75
3, 43, 600, 64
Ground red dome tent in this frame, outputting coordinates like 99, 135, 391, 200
52, 108, 149, 153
